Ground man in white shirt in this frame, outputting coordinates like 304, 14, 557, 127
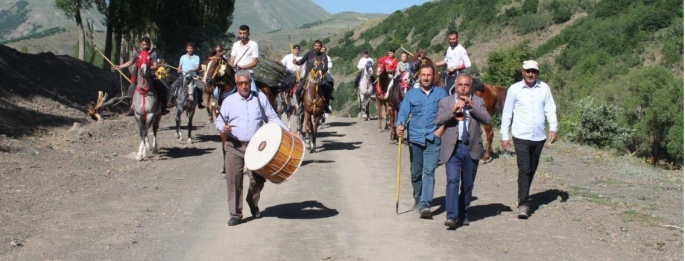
435, 31, 471, 93
354, 50, 374, 97
280, 44, 305, 81
229, 24, 259, 92
500, 60, 558, 219
321, 46, 334, 120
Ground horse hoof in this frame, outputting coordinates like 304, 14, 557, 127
186, 138, 192, 144
309, 147, 316, 153
135, 154, 144, 161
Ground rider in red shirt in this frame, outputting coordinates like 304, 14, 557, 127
378, 48, 399, 98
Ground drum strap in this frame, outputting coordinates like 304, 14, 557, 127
254, 91, 269, 124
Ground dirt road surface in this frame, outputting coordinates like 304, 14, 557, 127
1, 112, 682, 260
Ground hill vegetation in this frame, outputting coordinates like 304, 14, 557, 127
326, 0, 683, 167
228, 0, 331, 34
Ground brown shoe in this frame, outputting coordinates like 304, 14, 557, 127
517, 205, 529, 219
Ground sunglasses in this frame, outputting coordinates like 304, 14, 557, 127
524, 69, 539, 73
236, 81, 250, 86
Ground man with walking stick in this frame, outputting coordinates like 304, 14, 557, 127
396, 64, 447, 218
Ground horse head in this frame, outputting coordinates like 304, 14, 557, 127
307, 58, 326, 85
202, 56, 229, 87
136, 64, 154, 90
376, 62, 386, 77
364, 61, 374, 76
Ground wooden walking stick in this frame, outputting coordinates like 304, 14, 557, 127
395, 121, 405, 214
94, 47, 131, 83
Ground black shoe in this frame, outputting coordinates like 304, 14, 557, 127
125, 109, 134, 116
517, 205, 529, 219
459, 217, 470, 226
444, 219, 457, 229
251, 207, 261, 218
324, 107, 332, 114
419, 206, 432, 219
198, 102, 205, 109
227, 217, 240, 226
161, 109, 170, 115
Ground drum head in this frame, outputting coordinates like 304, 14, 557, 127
245, 123, 283, 171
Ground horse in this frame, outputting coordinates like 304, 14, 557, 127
375, 62, 393, 132
387, 70, 412, 143
132, 63, 162, 161
174, 72, 203, 144
275, 82, 298, 129
472, 78, 507, 163
202, 55, 234, 123
357, 61, 375, 121
407, 48, 445, 88
301, 58, 327, 153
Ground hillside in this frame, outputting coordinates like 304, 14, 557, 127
260, 12, 386, 54
326, 0, 683, 167
228, 0, 331, 34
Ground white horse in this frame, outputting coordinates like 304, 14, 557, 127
132, 64, 162, 161
174, 72, 202, 144
357, 61, 375, 121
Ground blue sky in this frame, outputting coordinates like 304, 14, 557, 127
312, 0, 432, 14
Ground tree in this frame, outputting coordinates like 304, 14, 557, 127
55, 0, 95, 60
481, 40, 534, 87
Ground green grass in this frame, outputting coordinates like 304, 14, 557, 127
619, 209, 664, 226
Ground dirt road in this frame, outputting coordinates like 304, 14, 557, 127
1, 112, 682, 260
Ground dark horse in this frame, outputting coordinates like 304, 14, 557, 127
375, 61, 392, 133
472, 78, 507, 163
387, 70, 413, 143
301, 58, 327, 153
407, 48, 445, 88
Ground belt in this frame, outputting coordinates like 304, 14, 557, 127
457, 140, 469, 145
227, 136, 249, 147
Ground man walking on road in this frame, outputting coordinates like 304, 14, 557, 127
396, 64, 447, 219
215, 70, 295, 226
500, 60, 558, 219
435, 74, 491, 228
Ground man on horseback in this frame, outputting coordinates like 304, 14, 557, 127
292, 40, 331, 114
114, 36, 170, 116
397, 52, 409, 73
353, 50, 374, 97
229, 24, 259, 93
435, 31, 471, 92
280, 44, 305, 81
378, 48, 399, 98
170, 42, 205, 109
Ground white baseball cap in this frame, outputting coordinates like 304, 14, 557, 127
522, 60, 539, 71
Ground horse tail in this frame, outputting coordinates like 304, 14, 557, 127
496, 87, 507, 114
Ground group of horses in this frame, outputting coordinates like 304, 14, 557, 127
359, 49, 507, 163
128, 53, 331, 160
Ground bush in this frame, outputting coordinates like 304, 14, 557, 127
516, 13, 552, 34
481, 40, 534, 87
521, 0, 539, 14
553, 8, 572, 24
568, 97, 633, 150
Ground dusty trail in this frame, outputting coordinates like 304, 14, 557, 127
1, 112, 680, 260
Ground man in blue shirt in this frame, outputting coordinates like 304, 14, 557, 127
500, 60, 558, 219
396, 64, 447, 219
170, 42, 204, 109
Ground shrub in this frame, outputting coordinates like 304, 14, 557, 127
521, 0, 539, 14
568, 97, 633, 150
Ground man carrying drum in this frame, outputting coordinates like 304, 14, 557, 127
214, 70, 298, 226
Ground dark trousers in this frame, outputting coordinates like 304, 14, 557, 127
224, 140, 266, 219
408, 138, 441, 208
513, 137, 546, 205
444, 142, 478, 220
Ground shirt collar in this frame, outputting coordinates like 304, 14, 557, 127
522, 79, 541, 89
421, 86, 434, 95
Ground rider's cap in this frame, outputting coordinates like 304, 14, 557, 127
363, 50, 369, 54
522, 60, 539, 71
293, 44, 300, 49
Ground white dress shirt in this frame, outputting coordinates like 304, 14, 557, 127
500, 80, 558, 141
230, 40, 259, 73
444, 44, 471, 70
357, 57, 374, 70
281, 53, 304, 79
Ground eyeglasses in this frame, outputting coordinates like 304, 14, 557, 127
236, 81, 250, 86
524, 69, 539, 73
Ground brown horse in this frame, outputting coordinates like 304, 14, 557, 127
387, 70, 412, 143
472, 78, 507, 163
301, 58, 327, 153
375, 62, 392, 132
407, 48, 444, 87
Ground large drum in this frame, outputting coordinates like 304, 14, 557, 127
245, 123, 305, 184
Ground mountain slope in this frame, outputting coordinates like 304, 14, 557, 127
228, 0, 331, 34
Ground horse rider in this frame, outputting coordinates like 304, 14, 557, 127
280, 44, 305, 84
397, 51, 409, 73
377, 48, 399, 97
353, 50, 374, 97
435, 30, 471, 93
320, 45, 335, 122
228, 24, 259, 93
114, 36, 170, 116
292, 40, 331, 114
170, 42, 205, 109
215, 70, 296, 226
